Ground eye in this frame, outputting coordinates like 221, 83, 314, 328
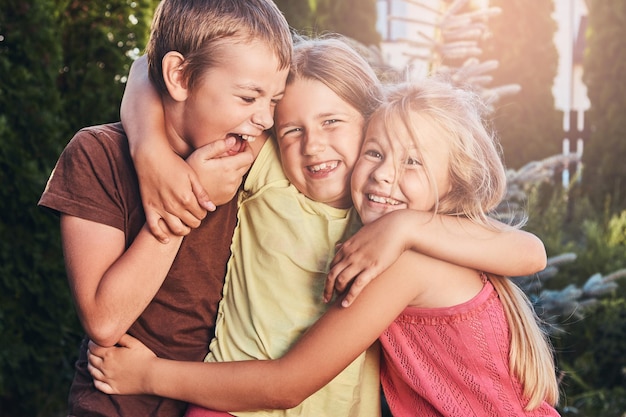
405, 156, 422, 166
322, 119, 339, 126
241, 97, 256, 104
280, 127, 303, 138
364, 149, 383, 160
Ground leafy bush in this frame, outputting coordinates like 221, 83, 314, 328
0, 1, 155, 415
557, 299, 626, 417
506, 161, 626, 416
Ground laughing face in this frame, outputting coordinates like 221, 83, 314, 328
351, 112, 452, 225
274, 77, 365, 209
176, 39, 288, 157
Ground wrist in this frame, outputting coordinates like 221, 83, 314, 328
143, 357, 160, 396
392, 209, 424, 252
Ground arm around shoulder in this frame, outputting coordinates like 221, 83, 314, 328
145, 252, 422, 410
398, 210, 547, 276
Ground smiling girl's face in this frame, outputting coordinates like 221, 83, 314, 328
351, 111, 452, 225
274, 77, 365, 209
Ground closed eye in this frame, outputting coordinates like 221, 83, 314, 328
279, 127, 303, 138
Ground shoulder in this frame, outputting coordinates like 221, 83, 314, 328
60, 123, 134, 180
68, 122, 128, 157
39, 122, 141, 229
375, 251, 461, 306
243, 137, 288, 194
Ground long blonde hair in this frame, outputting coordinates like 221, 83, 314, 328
489, 276, 559, 408
374, 77, 559, 409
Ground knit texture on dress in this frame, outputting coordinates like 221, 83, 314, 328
379, 281, 560, 417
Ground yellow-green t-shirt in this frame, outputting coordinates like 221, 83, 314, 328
206, 139, 381, 417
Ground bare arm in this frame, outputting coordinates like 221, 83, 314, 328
62, 138, 240, 347
62, 215, 183, 347
122, 57, 261, 242
325, 209, 546, 306
122, 56, 214, 242
88, 251, 442, 409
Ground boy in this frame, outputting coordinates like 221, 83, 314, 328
38, 0, 291, 415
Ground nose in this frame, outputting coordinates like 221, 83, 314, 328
302, 131, 326, 156
252, 104, 274, 130
372, 157, 396, 184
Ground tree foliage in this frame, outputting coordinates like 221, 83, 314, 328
0, 2, 73, 414
311, 0, 380, 46
482, 0, 562, 169
273, 0, 313, 33
59, 0, 157, 130
581, 0, 626, 213
0, 1, 156, 415
275, 0, 381, 46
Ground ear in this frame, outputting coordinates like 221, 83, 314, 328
162, 51, 189, 102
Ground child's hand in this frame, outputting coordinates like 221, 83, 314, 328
87, 334, 156, 395
135, 137, 215, 243
325, 211, 410, 307
187, 137, 255, 207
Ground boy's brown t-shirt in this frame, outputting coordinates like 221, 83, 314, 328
39, 123, 238, 416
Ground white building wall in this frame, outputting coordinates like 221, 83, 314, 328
376, 0, 590, 114
376, 0, 439, 78
553, 0, 589, 116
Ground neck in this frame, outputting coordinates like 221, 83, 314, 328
162, 98, 193, 158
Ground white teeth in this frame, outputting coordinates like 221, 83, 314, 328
240, 134, 255, 142
367, 194, 400, 205
309, 161, 338, 172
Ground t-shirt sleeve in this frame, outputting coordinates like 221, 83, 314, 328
242, 136, 288, 195
38, 126, 131, 232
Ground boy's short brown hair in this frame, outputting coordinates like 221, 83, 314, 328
147, 0, 292, 95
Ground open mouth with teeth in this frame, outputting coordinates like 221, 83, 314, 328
307, 160, 339, 174
367, 194, 401, 206
225, 133, 255, 155
239, 134, 255, 142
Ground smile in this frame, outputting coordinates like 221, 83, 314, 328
308, 161, 339, 173
367, 194, 401, 205
238, 134, 255, 142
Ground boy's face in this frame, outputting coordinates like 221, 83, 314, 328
180, 40, 288, 155
351, 113, 451, 225
274, 78, 365, 209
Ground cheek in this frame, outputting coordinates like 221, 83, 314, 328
279, 145, 303, 177
350, 175, 366, 205
350, 164, 368, 191
343, 139, 364, 169
401, 176, 431, 209
344, 152, 360, 173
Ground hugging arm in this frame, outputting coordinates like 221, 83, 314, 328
88, 252, 428, 410
122, 56, 261, 242
326, 209, 547, 306
121, 56, 213, 241
63, 137, 237, 347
